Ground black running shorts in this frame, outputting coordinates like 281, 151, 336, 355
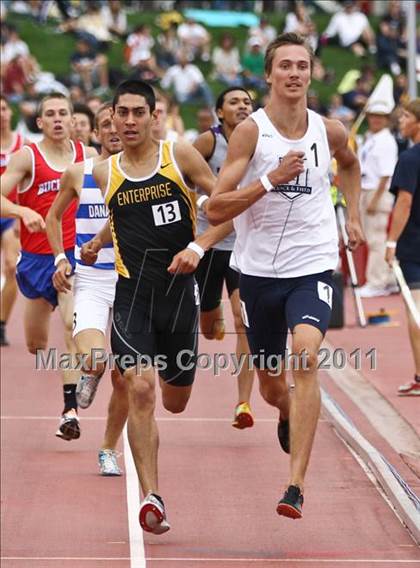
111, 275, 199, 386
239, 270, 334, 368
195, 248, 239, 312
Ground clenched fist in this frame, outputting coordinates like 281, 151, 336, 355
270, 150, 306, 186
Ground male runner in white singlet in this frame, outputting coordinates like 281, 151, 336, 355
207, 33, 364, 519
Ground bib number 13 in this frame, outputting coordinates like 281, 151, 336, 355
152, 200, 181, 226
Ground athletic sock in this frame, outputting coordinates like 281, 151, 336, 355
150, 493, 164, 505
63, 384, 78, 413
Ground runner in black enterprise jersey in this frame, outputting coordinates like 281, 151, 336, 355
207, 34, 364, 520
84, 80, 233, 535
193, 87, 256, 430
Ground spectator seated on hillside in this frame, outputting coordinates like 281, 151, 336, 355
241, 37, 266, 92
211, 33, 243, 88
70, 38, 109, 95
125, 24, 155, 69
247, 16, 276, 52
342, 76, 373, 113
156, 23, 181, 69
284, 1, 318, 52
60, 1, 112, 51
160, 49, 213, 107
321, 0, 376, 58
101, 0, 127, 40
307, 90, 328, 116
0, 23, 40, 102
376, 0, 407, 76
177, 18, 211, 62
328, 93, 355, 127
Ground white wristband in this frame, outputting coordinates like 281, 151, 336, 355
260, 174, 274, 192
196, 195, 209, 210
54, 252, 67, 267
187, 241, 205, 259
386, 241, 397, 249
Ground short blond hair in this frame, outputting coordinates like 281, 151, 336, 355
37, 93, 73, 117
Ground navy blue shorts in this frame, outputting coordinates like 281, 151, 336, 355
399, 260, 420, 290
0, 217, 15, 235
239, 270, 334, 368
16, 249, 75, 307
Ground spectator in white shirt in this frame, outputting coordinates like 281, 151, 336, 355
212, 33, 243, 87
101, 0, 127, 40
321, 0, 376, 58
247, 17, 277, 52
125, 24, 155, 68
177, 18, 211, 62
358, 101, 399, 297
161, 50, 213, 107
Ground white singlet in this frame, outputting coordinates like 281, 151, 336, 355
231, 108, 338, 278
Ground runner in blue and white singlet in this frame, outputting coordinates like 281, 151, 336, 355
73, 157, 117, 338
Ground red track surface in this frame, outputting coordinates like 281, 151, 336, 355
1, 294, 419, 568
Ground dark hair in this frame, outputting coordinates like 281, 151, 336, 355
215, 87, 253, 113
73, 103, 94, 131
0, 94, 10, 105
37, 93, 73, 117
94, 101, 113, 129
264, 32, 314, 76
112, 80, 156, 113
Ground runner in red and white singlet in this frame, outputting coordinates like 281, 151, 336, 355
0, 93, 97, 441
0, 95, 25, 346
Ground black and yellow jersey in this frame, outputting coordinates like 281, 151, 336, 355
105, 140, 196, 286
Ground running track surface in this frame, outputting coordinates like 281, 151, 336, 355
1, 294, 419, 568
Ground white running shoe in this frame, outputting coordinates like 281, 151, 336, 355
358, 284, 390, 298
139, 493, 171, 535
55, 409, 80, 441
98, 449, 122, 476
76, 373, 102, 409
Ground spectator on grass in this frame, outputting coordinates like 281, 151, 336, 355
101, 0, 127, 40
177, 17, 211, 62
241, 37, 266, 92
125, 24, 155, 69
0, 23, 40, 102
70, 38, 109, 94
342, 76, 373, 113
321, 0, 376, 58
212, 33, 243, 88
247, 17, 276, 52
161, 49, 214, 107
328, 93, 355, 126
377, 0, 407, 76
284, 1, 318, 53
156, 23, 180, 69
64, 2, 112, 51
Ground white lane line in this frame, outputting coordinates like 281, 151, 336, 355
1, 557, 419, 563
123, 425, 146, 568
0, 416, 327, 423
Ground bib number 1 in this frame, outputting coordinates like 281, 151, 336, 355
152, 200, 181, 226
